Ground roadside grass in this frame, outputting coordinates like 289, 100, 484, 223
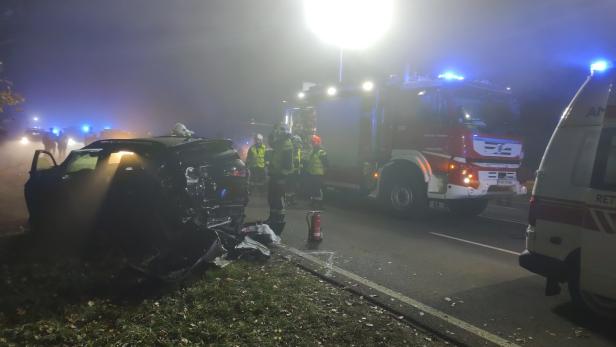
0, 253, 447, 346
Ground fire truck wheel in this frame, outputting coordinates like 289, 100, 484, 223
383, 175, 427, 218
568, 262, 616, 318
448, 199, 488, 217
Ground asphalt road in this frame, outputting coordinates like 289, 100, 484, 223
246, 193, 616, 347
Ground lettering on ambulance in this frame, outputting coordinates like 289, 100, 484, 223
585, 106, 606, 118
606, 105, 616, 120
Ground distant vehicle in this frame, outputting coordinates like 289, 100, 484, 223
286, 74, 526, 216
21, 127, 47, 144
520, 61, 616, 316
24, 136, 248, 248
84, 128, 136, 145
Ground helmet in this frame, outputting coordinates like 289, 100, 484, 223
278, 124, 291, 135
171, 123, 194, 137
271, 123, 290, 142
255, 133, 264, 142
311, 134, 322, 146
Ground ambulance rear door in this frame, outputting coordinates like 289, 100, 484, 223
584, 126, 616, 299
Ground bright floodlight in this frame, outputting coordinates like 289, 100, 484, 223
326, 86, 338, 96
32, 116, 39, 122
438, 71, 465, 81
67, 137, 76, 146
20, 136, 29, 145
590, 60, 611, 73
297, 92, 306, 99
304, 0, 394, 50
362, 81, 374, 92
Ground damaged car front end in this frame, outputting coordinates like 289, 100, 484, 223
24, 136, 260, 280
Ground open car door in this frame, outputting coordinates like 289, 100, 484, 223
30, 150, 57, 175
25, 150, 59, 227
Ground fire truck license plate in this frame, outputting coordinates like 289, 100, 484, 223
497, 179, 514, 185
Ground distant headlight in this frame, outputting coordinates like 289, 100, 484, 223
20, 136, 29, 145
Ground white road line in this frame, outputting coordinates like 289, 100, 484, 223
479, 215, 527, 226
430, 232, 521, 256
281, 244, 520, 347
489, 204, 528, 212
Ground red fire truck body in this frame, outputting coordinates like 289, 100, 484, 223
287, 76, 526, 216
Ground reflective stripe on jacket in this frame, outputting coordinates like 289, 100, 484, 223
247, 144, 266, 168
306, 148, 327, 176
269, 137, 295, 176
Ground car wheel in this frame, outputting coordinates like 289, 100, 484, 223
382, 174, 427, 218
448, 199, 489, 217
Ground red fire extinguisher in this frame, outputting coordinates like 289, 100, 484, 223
306, 211, 322, 242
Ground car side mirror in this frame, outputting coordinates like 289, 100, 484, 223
30, 150, 58, 176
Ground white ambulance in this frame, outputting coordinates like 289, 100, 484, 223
520, 60, 616, 316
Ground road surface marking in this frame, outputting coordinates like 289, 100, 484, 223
429, 232, 521, 256
479, 215, 527, 226
281, 244, 520, 347
489, 204, 528, 212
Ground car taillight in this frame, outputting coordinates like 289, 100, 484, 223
224, 165, 247, 177
528, 195, 536, 227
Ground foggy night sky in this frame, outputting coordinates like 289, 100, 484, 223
1, 0, 615, 164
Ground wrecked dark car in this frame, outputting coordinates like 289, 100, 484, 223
24, 136, 249, 260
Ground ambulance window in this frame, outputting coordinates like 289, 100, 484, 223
571, 134, 598, 187
591, 130, 616, 191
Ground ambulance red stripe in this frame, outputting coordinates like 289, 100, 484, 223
533, 196, 600, 232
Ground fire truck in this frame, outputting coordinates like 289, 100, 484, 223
286, 73, 527, 216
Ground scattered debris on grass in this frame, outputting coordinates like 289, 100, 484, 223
0, 254, 448, 346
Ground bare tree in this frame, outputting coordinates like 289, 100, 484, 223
0, 78, 23, 113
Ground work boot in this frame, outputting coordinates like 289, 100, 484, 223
265, 214, 286, 236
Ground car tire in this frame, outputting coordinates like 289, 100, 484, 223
448, 199, 489, 217
568, 263, 616, 318
382, 174, 427, 218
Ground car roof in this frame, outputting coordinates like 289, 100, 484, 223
85, 136, 232, 150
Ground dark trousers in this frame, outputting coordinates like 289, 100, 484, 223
268, 175, 287, 219
268, 175, 288, 235
306, 174, 324, 204
249, 166, 266, 194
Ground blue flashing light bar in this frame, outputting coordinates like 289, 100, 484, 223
103, 125, 112, 130
51, 127, 60, 136
81, 124, 91, 133
590, 60, 612, 74
438, 71, 465, 81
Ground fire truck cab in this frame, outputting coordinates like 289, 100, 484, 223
520, 61, 616, 316
287, 73, 526, 216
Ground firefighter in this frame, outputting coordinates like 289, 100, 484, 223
305, 134, 328, 209
266, 124, 295, 235
285, 134, 303, 206
57, 130, 69, 160
246, 133, 267, 194
42, 128, 57, 156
